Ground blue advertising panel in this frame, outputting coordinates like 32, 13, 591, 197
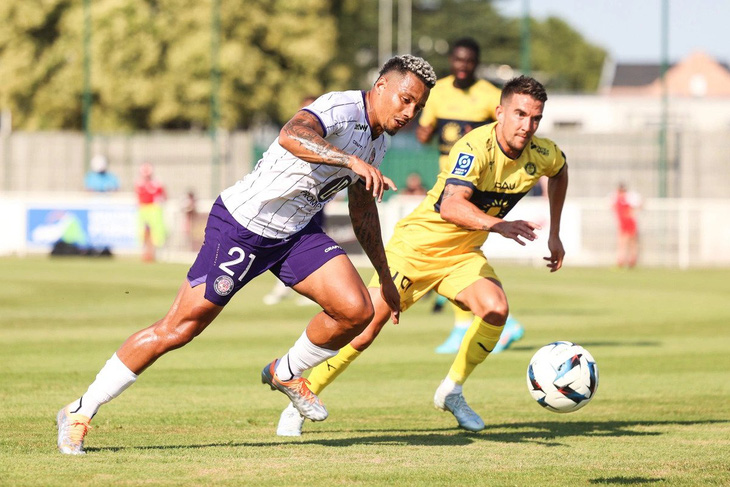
27, 204, 138, 250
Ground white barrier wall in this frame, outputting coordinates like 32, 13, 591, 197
1, 193, 138, 256
1, 192, 729, 268
320, 197, 730, 269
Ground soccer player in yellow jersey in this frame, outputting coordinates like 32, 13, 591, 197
417, 37, 522, 355
277, 75, 568, 435
416, 37, 502, 173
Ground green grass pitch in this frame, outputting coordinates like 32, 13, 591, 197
1, 257, 729, 486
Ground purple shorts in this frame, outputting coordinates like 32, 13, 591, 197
187, 197, 346, 306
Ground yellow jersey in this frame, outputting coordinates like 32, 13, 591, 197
418, 75, 502, 157
394, 122, 566, 257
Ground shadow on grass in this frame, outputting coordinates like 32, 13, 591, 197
589, 477, 664, 485
87, 419, 727, 452
572, 341, 662, 348
509, 340, 662, 353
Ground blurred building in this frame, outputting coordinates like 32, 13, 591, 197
540, 51, 730, 133
603, 51, 730, 97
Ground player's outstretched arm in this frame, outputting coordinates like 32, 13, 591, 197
278, 111, 395, 201
440, 183, 540, 245
347, 183, 400, 324
544, 163, 569, 272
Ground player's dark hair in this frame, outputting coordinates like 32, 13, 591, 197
501, 76, 548, 104
450, 37, 480, 59
379, 54, 437, 89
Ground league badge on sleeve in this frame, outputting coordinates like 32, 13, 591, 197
452, 152, 475, 177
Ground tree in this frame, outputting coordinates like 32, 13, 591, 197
0, 0, 606, 131
324, 0, 606, 92
410, 1, 606, 92
217, 0, 337, 128
0, 0, 338, 130
531, 16, 606, 92
0, 0, 83, 129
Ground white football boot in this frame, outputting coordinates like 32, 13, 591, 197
434, 382, 485, 432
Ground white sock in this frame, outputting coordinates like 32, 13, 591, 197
438, 377, 463, 396
275, 331, 338, 381
68, 353, 138, 419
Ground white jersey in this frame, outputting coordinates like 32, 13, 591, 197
221, 90, 388, 239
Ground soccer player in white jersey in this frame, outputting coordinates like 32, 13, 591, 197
56, 55, 436, 455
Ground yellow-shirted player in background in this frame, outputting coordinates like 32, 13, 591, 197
417, 37, 501, 173
277, 75, 569, 435
416, 37, 523, 355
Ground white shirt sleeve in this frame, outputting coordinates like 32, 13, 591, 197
304, 92, 364, 139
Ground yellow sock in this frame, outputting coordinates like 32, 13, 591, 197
452, 303, 472, 326
447, 317, 502, 384
306, 344, 361, 395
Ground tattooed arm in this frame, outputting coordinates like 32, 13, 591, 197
348, 182, 400, 320
348, 182, 390, 281
439, 183, 540, 246
279, 111, 395, 201
279, 111, 354, 167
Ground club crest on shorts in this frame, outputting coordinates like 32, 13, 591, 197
213, 275, 234, 296
452, 152, 475, 176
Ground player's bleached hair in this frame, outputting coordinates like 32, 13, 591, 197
501, 75, 548, 104
378, 55, 437, 89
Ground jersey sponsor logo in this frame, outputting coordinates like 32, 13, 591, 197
530, 142, 550, 156
470, 189, 527, 219
475, 196, 512, 218
436, 119, 488, 154
524, 162, 537, 175
441, 122, 463, 145
452, 152, 475, 177
213, 275, 234, 296
355, 123, 368, 131
324, 245, 342, 253
300, 190, 325, 210
495, 181, 517, 190
319, 176, 352, 202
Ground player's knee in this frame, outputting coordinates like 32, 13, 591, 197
152, 319, 203, 352
335, 296, 375, 333
483, 309, 508, 327
350, 301, 376, 331
473, 296, 509, 326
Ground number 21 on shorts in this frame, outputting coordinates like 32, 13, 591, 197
219, 246, 257, 281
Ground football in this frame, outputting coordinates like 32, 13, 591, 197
526, 341, 599, 413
